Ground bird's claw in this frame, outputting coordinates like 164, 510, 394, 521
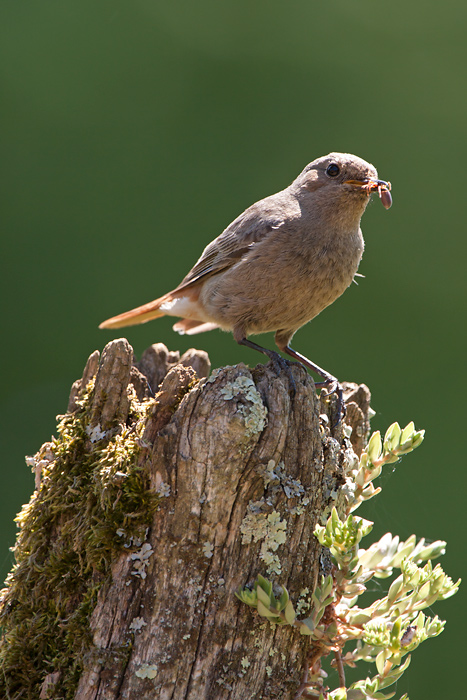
316, 378, 345, 427
267, 352, 297, 398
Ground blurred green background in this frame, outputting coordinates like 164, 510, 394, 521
1, 0, 465, 695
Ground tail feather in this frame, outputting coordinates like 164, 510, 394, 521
173, 319, 219, 335
99, 296, 167, 329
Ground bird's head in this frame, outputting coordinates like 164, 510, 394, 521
293, 152, 392, 212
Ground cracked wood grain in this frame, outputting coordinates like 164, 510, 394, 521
72, 342, 369, 699
3, 339, 370, 700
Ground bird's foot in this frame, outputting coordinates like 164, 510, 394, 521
315, 379, 345, 426
237, 337, 296, 398
268, 352, 297, 398
280, 344, 345, 423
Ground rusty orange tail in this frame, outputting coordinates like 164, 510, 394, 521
99, 296, 167, 329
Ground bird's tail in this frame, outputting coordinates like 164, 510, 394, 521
173, 319, 219, 335
99, 296, 168, 329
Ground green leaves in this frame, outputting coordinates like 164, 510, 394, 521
349, 422, 425, 513
235, 418, 459, 700
299, 575, 335, 636
367, 431, 382, 464
382, 421, 424, 459
358, 533, 447, 580
315, 504, 460, 698
347, 656, 411, 699
236, 574, 296, 626
236, 573, 338, 637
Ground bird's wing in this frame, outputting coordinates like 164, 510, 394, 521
173, 201, 287, 293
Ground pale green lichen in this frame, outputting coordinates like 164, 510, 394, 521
216, 677, 233, 690
240, 509, 287, 575
85, 422, 107, 443
261, 459, 305, 500
240, 656, 251, 669
220, 375, 267, 437
129, 617, 147, 632
257, 458, 312, 520
157, 481, 171, 497
296, 588, 311, 615
206, 367, 225, 383
202, 542, 214, 559
130, 542, 154, 579
135, 664, 159, 679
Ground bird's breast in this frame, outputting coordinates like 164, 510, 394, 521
200, 225, 364, 335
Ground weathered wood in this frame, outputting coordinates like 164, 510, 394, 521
0, 340, 370, 700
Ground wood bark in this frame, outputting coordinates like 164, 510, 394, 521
1, 339, 370, 700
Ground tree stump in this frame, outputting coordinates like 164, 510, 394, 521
0, 339, 370, 700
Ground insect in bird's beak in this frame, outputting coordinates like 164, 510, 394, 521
345, 178, 392, 209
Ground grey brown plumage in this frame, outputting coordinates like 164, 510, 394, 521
100, 152, 391, 414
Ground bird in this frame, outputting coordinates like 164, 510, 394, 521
100, 152, 391, 418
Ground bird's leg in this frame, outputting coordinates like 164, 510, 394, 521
237, 337, 296, 396
280, 345, 344, 424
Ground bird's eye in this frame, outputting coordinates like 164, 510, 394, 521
326, 163, 340, 178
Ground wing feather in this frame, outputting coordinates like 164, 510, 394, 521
172, 198, 287, 293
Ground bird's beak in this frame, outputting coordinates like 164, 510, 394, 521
344, 178, 392, 209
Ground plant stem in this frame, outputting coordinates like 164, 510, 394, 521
334, 649, 346, 688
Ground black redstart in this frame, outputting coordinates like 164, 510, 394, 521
100, 152, 392, 417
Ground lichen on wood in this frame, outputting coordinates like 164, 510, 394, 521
0, 339, 369, 700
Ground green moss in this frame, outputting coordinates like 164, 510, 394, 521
0, 381, 159, 699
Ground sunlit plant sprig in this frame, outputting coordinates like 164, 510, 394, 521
237, 422, 460, 699
346, 421, 425, 513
